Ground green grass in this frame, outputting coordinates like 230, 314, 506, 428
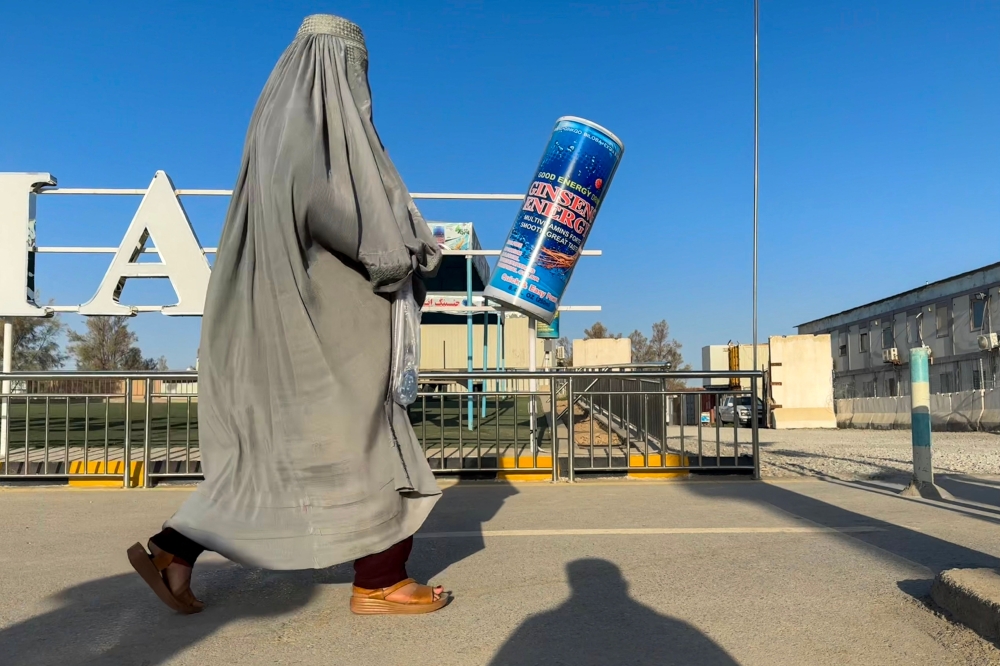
4, 397, 198, 449
2, 395, 539, 454
409, 395, 542, 455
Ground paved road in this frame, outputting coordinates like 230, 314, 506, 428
0, 477, 999, 665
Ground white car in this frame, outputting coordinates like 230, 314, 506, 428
718, 396, 765, 427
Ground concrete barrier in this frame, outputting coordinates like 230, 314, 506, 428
835, 389, 1000, 432
982, 388, 1000, 431
768, 335, 837, 429
772, 407, 836, 429
931, 568, 1000, 643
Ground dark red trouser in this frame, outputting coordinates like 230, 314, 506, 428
149, 528, 413, 589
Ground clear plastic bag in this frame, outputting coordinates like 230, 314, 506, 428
390, 276, 422, 406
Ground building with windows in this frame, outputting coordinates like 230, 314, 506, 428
797, 262, 1000, 399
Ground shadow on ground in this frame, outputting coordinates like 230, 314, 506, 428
489, 558, 737, 666
410, 478, 518, 582
0, 478, 516, 666
936, 475, 1000, 510
0, 562, 327, 666
760, 448, 912, 481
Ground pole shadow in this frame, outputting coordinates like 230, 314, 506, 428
681, 480, 1000, 604
488, 558, 738, 666
935, 475, 1000, 510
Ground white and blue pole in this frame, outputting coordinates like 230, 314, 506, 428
901, 347, 951, 500
910, 347, 932, 480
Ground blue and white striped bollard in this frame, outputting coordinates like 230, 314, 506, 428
901, 346, 951, 500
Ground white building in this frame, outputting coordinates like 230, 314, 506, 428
798, 261, 1000, 399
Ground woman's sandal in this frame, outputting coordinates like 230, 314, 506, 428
350, 578, 450, 615
127, 541, 204, 614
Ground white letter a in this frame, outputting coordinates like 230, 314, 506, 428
79, 171, 212, 316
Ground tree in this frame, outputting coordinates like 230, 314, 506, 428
0, 315, 68, 370
67, 316, 158, 370
577, 319, 689, 386
556, 336, 573, 367
627, 319, 689, 390
583, 322, 622, 340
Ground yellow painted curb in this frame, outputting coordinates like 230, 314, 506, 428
66, 461, 143, 488
627, 454, 689, 479
0, 459, 144, 487
498, 455, 553, 482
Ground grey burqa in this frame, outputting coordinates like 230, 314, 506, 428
165, 15, 443, 569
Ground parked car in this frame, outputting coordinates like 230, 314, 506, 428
718, 396, 765, 427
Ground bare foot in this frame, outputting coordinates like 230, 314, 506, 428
384, 582, 445, 603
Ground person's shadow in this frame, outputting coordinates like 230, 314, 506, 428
489, 559, 738, 666
0, 560, 342, 666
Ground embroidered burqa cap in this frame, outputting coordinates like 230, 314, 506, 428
163, 15, 442, 569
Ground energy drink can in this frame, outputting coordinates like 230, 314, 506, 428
484, 116, 623, 323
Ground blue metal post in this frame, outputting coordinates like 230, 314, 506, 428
466, 254, 474, 431
497, 313, 503, 374
481, 311, 489, 418
498, 311, 506, 395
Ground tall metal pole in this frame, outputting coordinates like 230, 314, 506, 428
752, 0, 759, 373
751, 0, 761, 480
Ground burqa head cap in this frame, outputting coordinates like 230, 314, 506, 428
296, 14, 368, 70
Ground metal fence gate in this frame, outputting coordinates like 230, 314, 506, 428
1, 369, 762, 486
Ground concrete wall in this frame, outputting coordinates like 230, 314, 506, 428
701, 345, 730, 384
572, 338, 632, 367
420, 315, 543, 370
835, 388, 1000, 431
768, 334, 837, 429
701, 344, 768, 398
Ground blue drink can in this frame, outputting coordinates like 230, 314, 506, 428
484, 116, 624, 323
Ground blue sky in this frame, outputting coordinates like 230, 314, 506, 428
1, 1, 997, 369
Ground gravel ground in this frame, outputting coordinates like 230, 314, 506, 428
655, 426, 1000, 481
755, 428, 1000, 481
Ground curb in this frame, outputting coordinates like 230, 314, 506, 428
931, 568, 1000, 642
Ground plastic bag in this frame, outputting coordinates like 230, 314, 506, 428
390, 276, 422, 406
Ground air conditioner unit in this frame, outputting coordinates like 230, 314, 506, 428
882, 348, 900, 364
978, 333, 1000, 351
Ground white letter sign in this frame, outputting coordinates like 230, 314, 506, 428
0, 173, 55, 317
79, 171, 212, 316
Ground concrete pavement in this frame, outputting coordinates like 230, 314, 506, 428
0, 477, 999, 665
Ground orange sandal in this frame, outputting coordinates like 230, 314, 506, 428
127, 541, 204, 614
350, 578, 450, 615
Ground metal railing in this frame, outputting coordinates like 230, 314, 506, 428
561, 371, 760, 481
0, 372, 200, 486
1, 369, 762, 485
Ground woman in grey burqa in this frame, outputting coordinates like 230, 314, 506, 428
127, 14, 448, 615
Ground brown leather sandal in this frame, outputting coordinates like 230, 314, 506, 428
127, 541, 204, 614
350, 578, 450, 615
